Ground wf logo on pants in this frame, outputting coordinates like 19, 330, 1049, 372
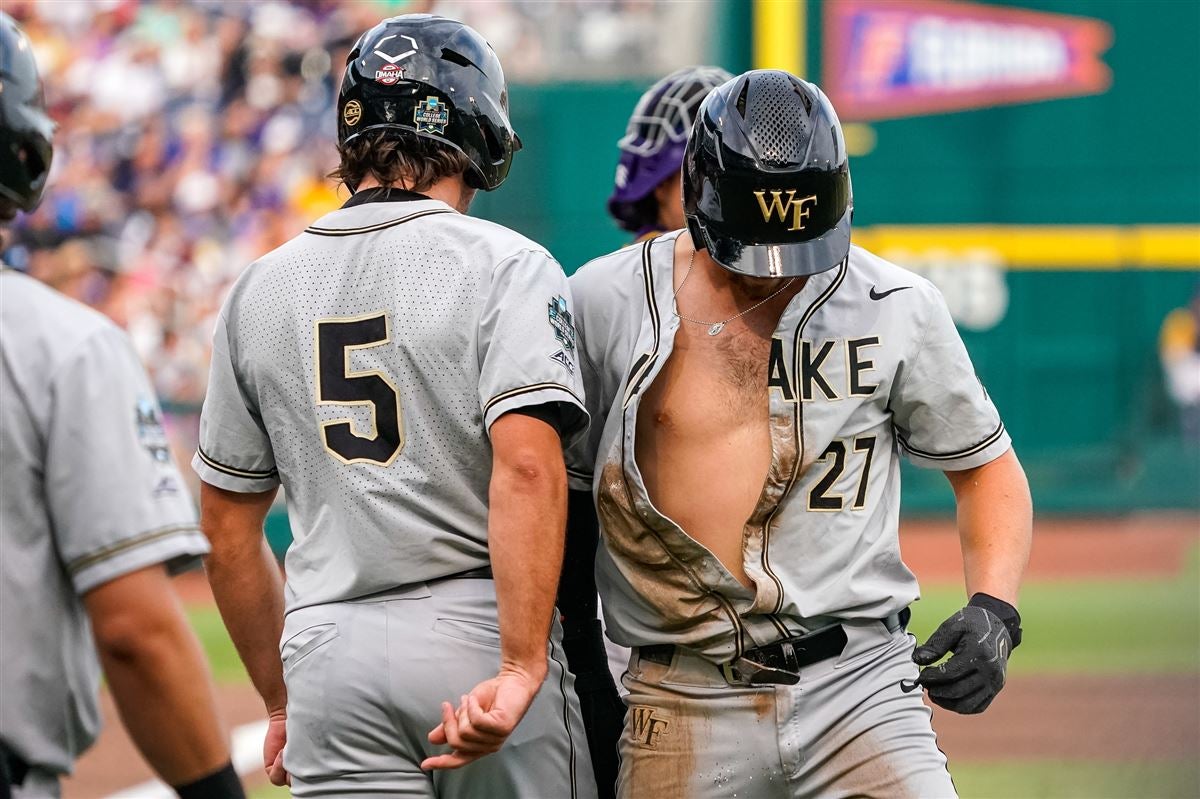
629, 706, 671, 750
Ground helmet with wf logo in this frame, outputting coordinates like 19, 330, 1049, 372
683, 70, 852, 278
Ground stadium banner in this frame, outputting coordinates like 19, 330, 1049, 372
823, 0, 1113, 121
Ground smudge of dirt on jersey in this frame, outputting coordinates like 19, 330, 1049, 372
900, 514, 1198, 583
933, 673, 1200, 762
595, 460, 727, 634
62, 682, 267, 798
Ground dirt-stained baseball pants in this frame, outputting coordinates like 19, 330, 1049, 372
281, 577, 596, 798
617, 618, 957, 799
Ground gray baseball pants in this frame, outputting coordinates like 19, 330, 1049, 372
617, 619, 957, 799
281, 577, 596, 798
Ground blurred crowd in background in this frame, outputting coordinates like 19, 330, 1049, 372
2, 0, 702, 413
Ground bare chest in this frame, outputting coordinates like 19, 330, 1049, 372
639, 324, 774, 430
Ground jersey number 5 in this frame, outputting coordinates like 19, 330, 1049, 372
808, 436, 876, 511
315, 313, 404, 465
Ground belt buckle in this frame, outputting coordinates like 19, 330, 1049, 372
723, 656, 800, 686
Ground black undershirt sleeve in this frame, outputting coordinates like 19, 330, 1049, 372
509, 401, 569, 439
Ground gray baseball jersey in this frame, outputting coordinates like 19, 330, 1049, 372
192, 193, 588, 611
567, 232, 1011, 663
0, 270, 207, 777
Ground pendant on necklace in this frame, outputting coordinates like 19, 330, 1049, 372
707, 322, 725, 336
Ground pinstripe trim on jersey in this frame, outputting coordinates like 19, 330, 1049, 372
621, 239, 660, 409
548, 639, 579, 799
303, 208, 453, 237
482, 383, 583, 418
196, 446, 279, 479
897, 422, 1007, 461
762, 258, 849, 615
66, 524, 202, 576
766, 614, 791, 638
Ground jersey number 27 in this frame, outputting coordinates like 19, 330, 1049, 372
808, 436, 876, 511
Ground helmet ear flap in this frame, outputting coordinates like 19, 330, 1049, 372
0, 12, 56, 212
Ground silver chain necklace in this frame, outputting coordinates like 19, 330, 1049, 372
672, 248, 796, 336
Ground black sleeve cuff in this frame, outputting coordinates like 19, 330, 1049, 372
174, 761, 244, 799
969, 592, 1023, 648
509, 401, 573, 439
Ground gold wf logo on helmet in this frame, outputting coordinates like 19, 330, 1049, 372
754, 190, 818, 231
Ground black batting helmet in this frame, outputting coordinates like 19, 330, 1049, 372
0, 12, 55, 214
683, 70, 852, 278
337, 15, 520, 192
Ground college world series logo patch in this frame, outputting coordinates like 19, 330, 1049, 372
413, 96, 450, 134
135, 397, 171, 463
547, 295, 576, 351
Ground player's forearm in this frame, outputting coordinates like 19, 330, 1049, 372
99, 613, 232, 785
488, 421, 568, 680
200, 484, 288, 714
946, 448, 1033, 606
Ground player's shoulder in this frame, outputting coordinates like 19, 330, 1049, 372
0, 270, 129, 363
571, 230, 675, 306
845, 243, 942, 306
441, 212, 558, 270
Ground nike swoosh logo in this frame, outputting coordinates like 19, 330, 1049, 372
870, 285, 912, 300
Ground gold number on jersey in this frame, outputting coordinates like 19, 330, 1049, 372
808, 435, 876, 511
314, 312, 404, 465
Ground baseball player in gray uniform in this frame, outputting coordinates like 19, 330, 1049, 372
193, 15, 596, 799
563, 70, 1033, 798
0, 13, 243, 799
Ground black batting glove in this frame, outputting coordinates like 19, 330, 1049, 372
908, 593, 1022, 715
562, 619, 625, 799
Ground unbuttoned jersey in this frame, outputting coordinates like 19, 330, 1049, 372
567, 232, 1010, 663
0, 271, 207, 774
193, 193, 587, 612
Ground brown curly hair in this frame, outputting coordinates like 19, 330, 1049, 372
330, 131, 471, 193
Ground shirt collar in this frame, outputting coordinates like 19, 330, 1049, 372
342, 186, 432, 209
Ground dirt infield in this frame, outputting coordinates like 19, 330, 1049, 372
61, 514, 1198, 797
899, 513, 1199, 583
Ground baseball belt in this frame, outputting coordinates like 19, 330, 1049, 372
639, 607, 911, 686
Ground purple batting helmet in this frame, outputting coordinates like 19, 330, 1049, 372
607, 66, 732, 233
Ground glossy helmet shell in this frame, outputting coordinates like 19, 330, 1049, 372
337, 14, 519, 191
0, 12, 55, 213
683, 70, 852, 278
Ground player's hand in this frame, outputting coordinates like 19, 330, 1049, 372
909, 604, 1013, 714
422, 666, 543, 770
263, 709, 290, 786
563, 619, 624, 799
